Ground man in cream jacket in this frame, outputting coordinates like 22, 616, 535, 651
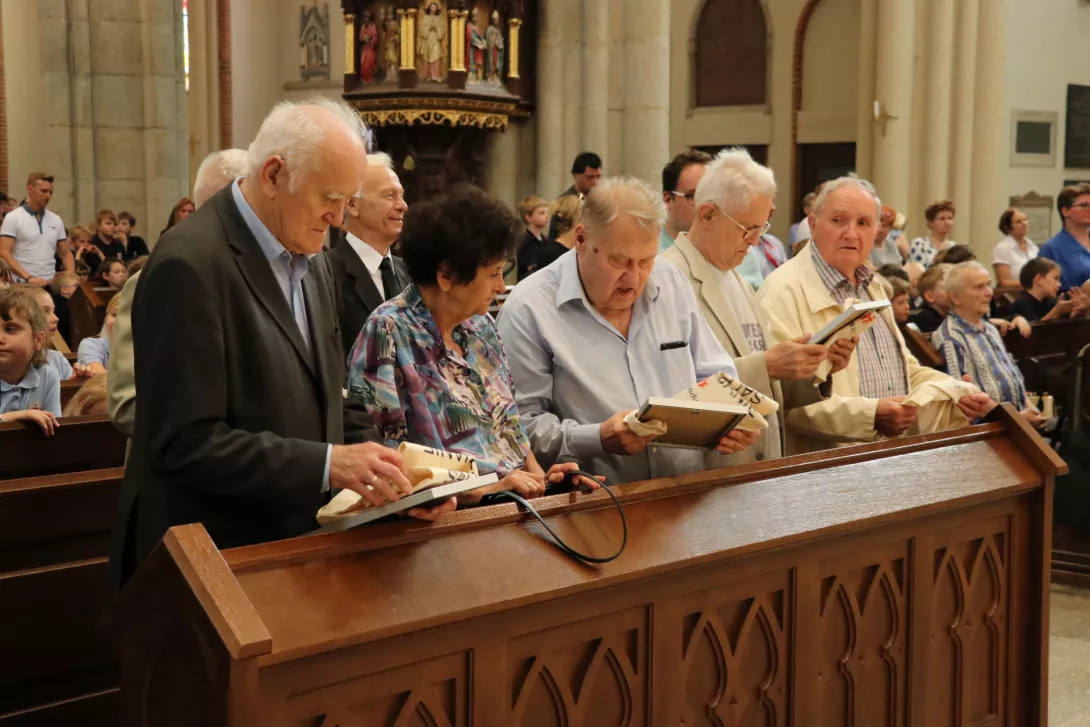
661, 148, 856, 465
756, 175, 994, 454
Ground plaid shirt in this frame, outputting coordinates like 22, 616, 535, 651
933, 312, 1027, 408
811, 247, 909, 398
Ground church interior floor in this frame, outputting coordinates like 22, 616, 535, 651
1050, 584, 1090, 726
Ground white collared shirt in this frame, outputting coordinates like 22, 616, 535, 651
345, 231, 392, 298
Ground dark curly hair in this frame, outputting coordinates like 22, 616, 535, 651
400, 185, 522, 286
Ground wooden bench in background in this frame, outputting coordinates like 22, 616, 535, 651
60, 378, 86, 410
67, 282, 117, 350
0, 415, 126, 725
1003, 317, 1090, 398
900, 322, 944, 369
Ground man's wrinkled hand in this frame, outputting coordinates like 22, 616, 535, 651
827, 336, 858, 375
329, 442, 412, 508
875, 396, 918, 437
601, 410, 657, 455
763, 335, 827, 380
715, 427, 761, 454
957, 376, 996, 420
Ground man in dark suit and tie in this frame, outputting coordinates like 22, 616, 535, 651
328, 152, 410, 354
110, 100, 453, 588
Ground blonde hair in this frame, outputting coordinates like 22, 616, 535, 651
62, 373, 109, 417
98, 295, 121, 338
68, 224, 92, 242
50, 271, 79, 295
518, 195, 548, 220
551, 194, 583, 236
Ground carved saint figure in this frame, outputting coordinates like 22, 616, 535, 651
358, 11, 378, 83
465, 8, 486, 82
485, 10, 504, 84
418, 2, 445, 82
383, 7, 401, 81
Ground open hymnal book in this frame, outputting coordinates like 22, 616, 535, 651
316, 442, 497, 530
807, 299, 890, 383
623, 372, 778, 448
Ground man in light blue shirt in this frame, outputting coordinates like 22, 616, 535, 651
498, 177, 759, 484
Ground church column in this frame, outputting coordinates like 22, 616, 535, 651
969, 0, 1006, 255
949, 0, 979, 245
536, 0, 565, 198
872, 0, 917, 214
560, 0, 584, 175
854, 0, 878, 182
582, 0, 609, 166
621, 0, 669, 186
922, 0, 955, 203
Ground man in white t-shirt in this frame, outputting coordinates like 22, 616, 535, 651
660, 148, 856, 466
0, 172, 72, 285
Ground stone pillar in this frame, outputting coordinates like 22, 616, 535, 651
872, 0, 917, 214
582, 0, 609, 166
854, 0, 878, 182
969, 0, 1006, 255
560, 0, 583, 175
606, 0, 625, 176
488, 124, 520, 212
949, 0, 979, 245
536, 0, 565, 198
622, 0, 669, 187
923, 0, 955, 203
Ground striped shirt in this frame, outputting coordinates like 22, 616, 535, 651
933, 312, 1026, 408
811, 246, 909, 398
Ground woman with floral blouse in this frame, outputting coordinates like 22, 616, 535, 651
347, 185, 597, 504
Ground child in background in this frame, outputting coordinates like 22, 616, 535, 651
0, 258, 11, 288
889, 277, 912, 325
1011, 257, 1088, 323
62, 373, 109, 417
516, 195, 550, 280
77, 294, 120, 375
10, 284, 77, 380
913, 264, 952, 333
117, 211, 149, 260
69, 224, 103, 274
98, 259, 129, 290
50, 271, 79, 300
0, 288, 61, 434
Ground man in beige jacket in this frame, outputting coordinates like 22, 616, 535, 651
756, 175, 994, 454
661, 148, 856, 465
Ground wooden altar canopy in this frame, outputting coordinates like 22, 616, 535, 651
114, 405, 1062, 726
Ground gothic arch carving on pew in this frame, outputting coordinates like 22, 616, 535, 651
691, 0, 770, 109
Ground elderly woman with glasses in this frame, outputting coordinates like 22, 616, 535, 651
347, 185, 597, 504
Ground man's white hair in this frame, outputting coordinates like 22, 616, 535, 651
813, 174, 882, 220
367, 152, 393, 169
245, 97, 369, 192
582, 176, 665, 238
694, 147, 777, 212
193, 148, 247, 207
945, 260, 989, 293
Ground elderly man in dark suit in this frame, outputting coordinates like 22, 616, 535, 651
328, 152, 410, 353
110, 99, 452, 588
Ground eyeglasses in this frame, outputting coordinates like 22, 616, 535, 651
1070, 202, 1090, 211
670, 191, 696, 204
720, 209, 772, 242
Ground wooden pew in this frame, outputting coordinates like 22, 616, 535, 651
0, 467, 124, 725
992, 285, 1021, 319
899, 322, 944, 369
115, 405, 1060, 725
0, 415, 125, 481
67, 281, 117, 350
1003, 317, 1090, 396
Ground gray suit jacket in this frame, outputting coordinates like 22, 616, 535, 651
109, 185, 379, 589
660, 233, 825, 465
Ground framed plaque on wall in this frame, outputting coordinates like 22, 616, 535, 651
1009, 192, 1053, 242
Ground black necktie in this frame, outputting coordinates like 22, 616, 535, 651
379, 257, 400, 301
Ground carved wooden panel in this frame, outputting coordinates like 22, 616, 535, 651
694, 0, 768, 108
506, 607, 647, 727
816, 543, 909, 727
674, 571, 790, 727
287, 651, 468, 727
926, 518, 1009, 727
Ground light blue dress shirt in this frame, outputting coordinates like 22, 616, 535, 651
46, 348, 73, 380
230, 180, 332, 487
496, 249, 739, 484
77, 336, 110, 367
0, 363, 61, 417
658, 226, 675, 253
